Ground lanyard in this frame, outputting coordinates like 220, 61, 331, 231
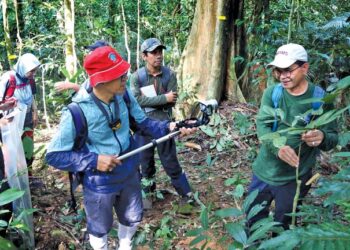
90, 92, 122, 131
90, 92, 124, 152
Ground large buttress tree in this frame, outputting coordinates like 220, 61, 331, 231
177, 0, 246, 105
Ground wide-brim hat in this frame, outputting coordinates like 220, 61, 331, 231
83, 46, 130, 87
268, 43, 308, 68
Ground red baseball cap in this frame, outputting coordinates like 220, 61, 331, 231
83, 46, 130, 87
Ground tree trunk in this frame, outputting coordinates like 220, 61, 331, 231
63, 0, 77, 79
120, 1, 131, 65
13, 0, 24, 55
177, 0, 245, 114
2, 0, 14, 68
108, 0, 117, 43
136, 0, 140, 69
240, 0, 270, 100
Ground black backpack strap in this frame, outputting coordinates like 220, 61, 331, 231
137, 67, 148, 89
67, 102, 88, 212
67, 103, 88, 150
160, 66, 171, 92
123, 91, 139, 133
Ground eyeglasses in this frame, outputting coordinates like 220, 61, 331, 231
120, 73, 128, 81
273, 64, 303, 78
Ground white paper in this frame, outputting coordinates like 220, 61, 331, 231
141, 85, 157, 112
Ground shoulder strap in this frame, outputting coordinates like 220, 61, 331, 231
271, 83, 283, 109
271, 84, 283, 132
4, 73, 17, 101
137, 67, 148, 88
160, 66, 171, 91
123, 90, 131, 109
67, 102, 88, 150
66, 102, 87, 213
311, 85, 325, 110
123, 91, 139, 133
304, 85, 325, 124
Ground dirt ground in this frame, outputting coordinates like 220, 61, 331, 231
28, 101, 335, 250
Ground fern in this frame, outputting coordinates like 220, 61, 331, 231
259, 223, 350, 250
315, 167, 350, 206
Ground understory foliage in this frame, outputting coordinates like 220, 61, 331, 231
0, 0, 350, 249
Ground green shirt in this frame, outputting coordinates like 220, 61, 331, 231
130, 66, 177, 121
253, 83, 338, 186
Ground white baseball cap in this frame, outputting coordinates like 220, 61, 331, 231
268, 43, 308, 68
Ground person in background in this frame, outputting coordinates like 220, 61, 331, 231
130, 38, 194, 210
46, 45, 196, 250
0, 53, 40, 172
246, 43, 338, 230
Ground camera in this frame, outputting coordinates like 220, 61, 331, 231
199, 99, 218, 116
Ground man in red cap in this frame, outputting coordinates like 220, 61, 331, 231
46, 45, 196, 250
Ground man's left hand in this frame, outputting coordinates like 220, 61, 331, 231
301, 129, 324, 147
169, 122, 197, 137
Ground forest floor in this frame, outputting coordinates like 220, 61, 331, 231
29, 101, 337, 250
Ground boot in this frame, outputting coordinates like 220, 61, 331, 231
89, 234, 107, 250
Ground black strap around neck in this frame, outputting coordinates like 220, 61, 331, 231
90, 92, 121, 130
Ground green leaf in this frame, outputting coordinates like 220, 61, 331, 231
272, 136, 287, 148
0, 189, 25, 206
322, 92, 340, 104
225, 222, 247, 245
307, 107, 348, 129
200, 207, 209, 230
0, 220, 8, 227
0, 236, 17, 250
247, 221, 280, 244
189, 234, 208, 246
288, 128, 308, 135
186, 228, 205, 237
243, 190, 259, 213
215, 208, 243, 218
336, 75, 350, 90
246, 203, 265, 221
233, 184, 245, 199
337, 132, 350, 147
298, 97, 325, 105
259, 132, 280, 141
200, 127, 216, 137
258, 231, 300, 250
333, 152, 350, 157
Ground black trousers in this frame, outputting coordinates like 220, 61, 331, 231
247, 170, 312, 230
134, 132, 191, 196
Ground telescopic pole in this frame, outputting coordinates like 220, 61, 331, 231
116, 131, 181, 160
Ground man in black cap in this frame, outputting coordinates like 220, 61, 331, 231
130, 38, 193, 210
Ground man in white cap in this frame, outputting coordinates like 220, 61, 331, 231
246, 43, 338, 230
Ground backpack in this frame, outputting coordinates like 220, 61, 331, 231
66, 91, 136, 212
137, 66, 171, 93
271, 83, 325, 132
2, 73, 36, 102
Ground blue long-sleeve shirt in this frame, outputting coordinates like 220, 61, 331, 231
46, 88, 169, 193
